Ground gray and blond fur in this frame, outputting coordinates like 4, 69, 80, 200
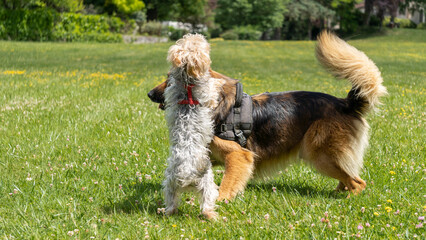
163, 34, 223, 219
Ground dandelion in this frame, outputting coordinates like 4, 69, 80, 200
385, 207, 393, 213
172, 224, 177, 228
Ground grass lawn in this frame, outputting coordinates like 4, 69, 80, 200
0, 29, 425, 239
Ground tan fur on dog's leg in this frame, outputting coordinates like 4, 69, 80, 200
310, 154, 366, 195
218, 151, 254, 201
210, 137, 254, 201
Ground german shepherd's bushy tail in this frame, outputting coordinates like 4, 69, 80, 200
316, 31, 387, 114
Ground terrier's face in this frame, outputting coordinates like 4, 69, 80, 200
167, 34, 211, 83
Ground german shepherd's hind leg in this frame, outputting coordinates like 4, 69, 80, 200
302, 119, 368, 196
312, 154, 367, 195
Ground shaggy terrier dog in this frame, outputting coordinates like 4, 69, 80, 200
151, 32, 387, 202
162, 34, 223, 219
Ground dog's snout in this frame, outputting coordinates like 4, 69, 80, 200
147, 90, 154, 100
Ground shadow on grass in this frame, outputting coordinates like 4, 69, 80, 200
247, 180, 346, 199
102, 177, 346, 216
102, 182, 164, 216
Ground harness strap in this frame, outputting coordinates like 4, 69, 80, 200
178, 84, 199, 106
233, 82, 247, 146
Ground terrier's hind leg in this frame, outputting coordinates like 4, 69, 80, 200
163, 173, 180, 215
198, 168, 219, 220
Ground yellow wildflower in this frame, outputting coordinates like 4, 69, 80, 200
389, 171, 396, 175
172, 224, 177, 227
3, 70, 25, 75
387, 199, 392, 204
374, 212, 379, 216
385, 207, 392, 213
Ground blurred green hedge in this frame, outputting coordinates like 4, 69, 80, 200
0, 8, 59, 41
0, 9, 128, 42
383, 17, 417, 29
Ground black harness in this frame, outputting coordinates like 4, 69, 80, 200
215, 82, 253, 146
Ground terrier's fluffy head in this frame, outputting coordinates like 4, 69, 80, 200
167, 34, 211, 80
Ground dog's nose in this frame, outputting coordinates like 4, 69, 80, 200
147, 90, 154, 100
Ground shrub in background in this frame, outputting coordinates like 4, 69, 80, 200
383, 17, 417, 28
140, 21, 164, 36
0, 8, 59, 41
417, 23, 426, 29
53, 13, 124, 42
233, 25, 261, 40
220, 30, 238, 40
168, 27, 189, 40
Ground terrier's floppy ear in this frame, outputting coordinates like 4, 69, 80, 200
167, 34, 211, 79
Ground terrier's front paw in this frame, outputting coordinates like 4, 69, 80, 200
202, 210, 218, 221
165, 207, 178, 216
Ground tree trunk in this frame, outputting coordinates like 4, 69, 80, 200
307, 21, 312, 40
363, 0, 374, 26
377, 8, 385, 29
273, 27, 281, 40
388, 0, 400, 28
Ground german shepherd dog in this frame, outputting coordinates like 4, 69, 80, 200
148, 31, 387, 201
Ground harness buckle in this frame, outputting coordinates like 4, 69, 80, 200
235, 129, 247, 147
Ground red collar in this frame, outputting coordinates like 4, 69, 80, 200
178, 84, 199, 105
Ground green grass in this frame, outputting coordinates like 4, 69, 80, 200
0, 29, 425, 239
